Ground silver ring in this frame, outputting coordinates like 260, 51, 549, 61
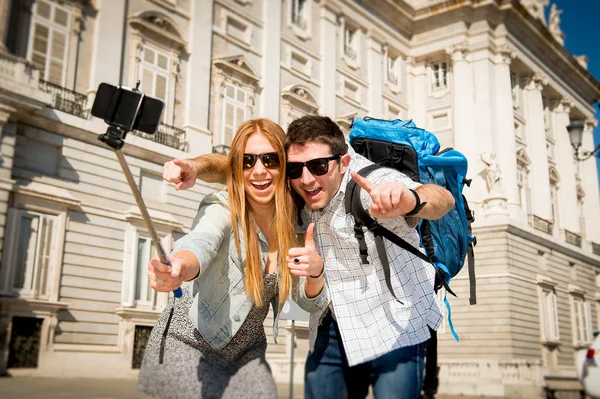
293, 257, 300, 263
156, 277, 164, 286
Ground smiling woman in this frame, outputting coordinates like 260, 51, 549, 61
137, 119, 301, 399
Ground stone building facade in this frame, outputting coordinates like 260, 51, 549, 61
0, 0, 599, 397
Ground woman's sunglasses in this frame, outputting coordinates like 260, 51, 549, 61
242, 152, 281, 170
286, 155, 341, 179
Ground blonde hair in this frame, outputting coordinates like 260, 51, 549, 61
227, 119, 297, 308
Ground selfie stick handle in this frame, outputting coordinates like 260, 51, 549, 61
114, 149, 183, 299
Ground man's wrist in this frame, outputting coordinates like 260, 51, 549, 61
405, 189, 427, 217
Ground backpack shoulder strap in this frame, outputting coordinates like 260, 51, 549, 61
464, 195, 477, 305
345, 165, 457, 301
345, 164, 433, 304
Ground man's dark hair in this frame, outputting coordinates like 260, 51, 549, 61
285, 116, 348, 155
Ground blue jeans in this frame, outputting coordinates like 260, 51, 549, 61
305, 311, 426, 399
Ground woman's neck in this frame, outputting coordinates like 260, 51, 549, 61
249, 202, 276, 246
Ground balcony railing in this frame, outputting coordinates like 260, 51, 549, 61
39, 80, 88, 118
132, 122, 188, 151
564, 230, 582, 247
530, 215, 553, 235
212, 145, 230, 155
593, 242, 600, 256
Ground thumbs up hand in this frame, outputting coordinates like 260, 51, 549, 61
288, 223, 324, 278
351, 172, 416, 219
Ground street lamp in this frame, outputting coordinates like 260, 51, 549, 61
567, 120, 600, 161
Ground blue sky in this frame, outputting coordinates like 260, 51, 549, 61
550, 0, 600, 179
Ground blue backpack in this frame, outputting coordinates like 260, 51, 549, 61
345, 117, 477, 341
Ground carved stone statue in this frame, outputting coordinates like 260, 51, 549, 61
481, 152, 503, 196
548, 4, 565, 45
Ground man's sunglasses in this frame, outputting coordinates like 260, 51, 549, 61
286, 155, 341, 179
242, 152, 281, 170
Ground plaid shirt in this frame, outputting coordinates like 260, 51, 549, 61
295, 148, 443, 367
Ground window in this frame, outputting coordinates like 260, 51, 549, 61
571, 295, 593, 346
134, 235, 157, 308
344, 27, 357, 60
122, 225, 172, 309
2, 210, 59, 299
219, 83, 248, 147
539, 286, 560, 343
139, 44, 170, 122
291, 0, 307, 29
431, 62, 447, 91
27, 0, 71, 86
387, 55, 399, 85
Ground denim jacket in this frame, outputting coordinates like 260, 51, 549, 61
172, 191, 280, 351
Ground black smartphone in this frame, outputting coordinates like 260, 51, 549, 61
91, 83, 164, 133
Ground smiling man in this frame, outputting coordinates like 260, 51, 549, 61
163, 115, 455, 399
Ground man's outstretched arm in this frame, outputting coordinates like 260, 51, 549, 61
163, 153, 228, 189
350, 172, 454, 221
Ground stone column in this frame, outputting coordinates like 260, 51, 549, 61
319, 5, 337, 118
260, 0, 282, 122
491, 47, 519, 218
552, 98, 579, 233
581, 118, 600, 243
88, 0, 126, 96
406, 57, 426, 127
366, 35, 383, 118
450, 44, 475, 161
182, 0, 214, 155
523, 72, 552, 221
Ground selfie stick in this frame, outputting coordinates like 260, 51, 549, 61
98, 127, 183, 299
